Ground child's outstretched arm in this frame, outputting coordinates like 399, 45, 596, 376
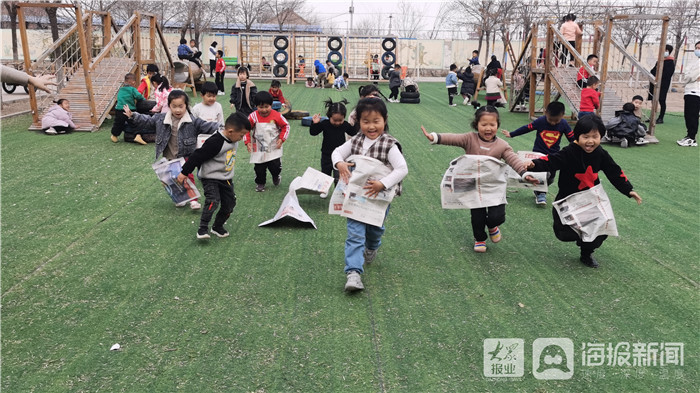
124, 105, 158, 131
421, 125, 436, 142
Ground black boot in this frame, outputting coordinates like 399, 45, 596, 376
656, 117, 664, 124
580, 249, 599, 268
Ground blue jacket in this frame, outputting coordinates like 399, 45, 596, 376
445, 71, 458, 88
510, 116, 574, 154
314, 60, 326, 74
178, 44, 193, 57
129, 111, 219, 160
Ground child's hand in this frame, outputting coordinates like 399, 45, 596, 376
421, 126, 434, 142
312, 114, 321, 123
629, 191, 642, 205
526, 161, 535, 170
176, 173, 187, 185
337, 161, 354, 184
246, 143, 252, 153
123, 105, 133, 118
363, 180, 385, 198
523, 174, 539, 185
230, 103, 234, 109
501, 129, 512, 137
275, 139, 283, 149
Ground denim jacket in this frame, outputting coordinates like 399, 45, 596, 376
129, 111, 219, 160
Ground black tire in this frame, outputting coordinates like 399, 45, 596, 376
273, 36, 289, 50
382, 38, 396, 52
381, 66, 391, 80
23, 85, 29, 93
382, 51, 395, 66
400, 91, 420, 99
273, 50, 288, 64
327, 36, 342, 51
273, 64, 288, 77
399, 97, 420, 104
327, 51, 342, 66
2, 83, 17, 94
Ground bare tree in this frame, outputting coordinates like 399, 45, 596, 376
454, 0, 507, 59
235, 0, 265, 31
3, 1, 19, 61
352, 13, 382, 36
267, 0, 307, 32
425, 3, 453, 39
666, 0, 700, 59
394, 1, 423, 39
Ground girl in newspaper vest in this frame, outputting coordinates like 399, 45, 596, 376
422, 106, 535, 253
527, 115, 642, 268
332, 98, 408, 292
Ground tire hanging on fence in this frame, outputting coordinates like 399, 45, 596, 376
274, 36, 289, 50
327, 50, 343, 66
327, 37, 343, 51
381, 66, 391, 80
273, 64, 288, 77
382, 37, 396, 52
273, 50, 288, 64
382, 51, 395, 66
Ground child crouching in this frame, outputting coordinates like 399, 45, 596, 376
178, 113, 251, 239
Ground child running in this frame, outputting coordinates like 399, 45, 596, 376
332, 98, 408, 291
177, 113, 251, 240
42, 98, 76, 135
230, 67, 257, 117
501, 101, 574, 205
192, 81, 225, 126
446, 63, 458, 107
457, 66, 476, 105
421, 106, 535, 253
310, 98, 358, 197
244, 91, 290, 192
526, 115, 642, 268
125, 90, 220, 210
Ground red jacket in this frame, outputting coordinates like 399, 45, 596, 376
576, 66, 590, 82
215, 58, 226, 73
269, 88, 286, 104
580, 87, 600, 112
244, 109, 290, 145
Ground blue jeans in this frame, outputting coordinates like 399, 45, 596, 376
344, 207, 389, 274
578, 111, 594, 119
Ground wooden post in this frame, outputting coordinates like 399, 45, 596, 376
134, 12, 141, 74
597, 17, 613, 117
86, 12, 93, 58
103, 13, 111, 50
648, 16, 669, 136
529, 25, 538, 118
75, 5, 98, 128
16, 5, 39, 125
149, 16, 156, 64
592, 21, 602, 59
574, 22, 583, 68
543, 22, 553, 111
289, 33, 295, 85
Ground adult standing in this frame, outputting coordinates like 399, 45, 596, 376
486, 55, 503, 78
208, 42, 218, 77
560, 13, 582, 67
677, 40, 700, 147
648, 44, 676, 124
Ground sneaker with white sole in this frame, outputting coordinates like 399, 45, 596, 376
636, 137, 649, 145
488, 227, 502, 243
677, 137, 698, 147
211, 226, 229, 238
620, 138, 629, 148
363, 248, 378, 264
189, 200, 202, 210
535, 193, 547, 205
320, 192, 328, 199
196, 227, 210, 240
45, 127, 57, 135
344, 271, 364, 291
474, 240, 487, 252
255, 184, 265, 192
449, 104, 457, 107
273, 176, 281, 186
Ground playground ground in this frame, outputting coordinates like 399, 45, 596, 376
1, 81, 697, 392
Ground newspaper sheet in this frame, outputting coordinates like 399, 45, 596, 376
441, 155, 508, 209
259, 168, 334, 228
328, 155, 397, 227
249, 122, 283, 164
552, 184, 618, 242
151, 157, 200, 205
505, 151, 548, 193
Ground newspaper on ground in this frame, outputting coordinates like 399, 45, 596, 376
552, 184, 618, 242
441, 155, 508, 209
328, 155, 397, 227
505, 151, 548, 192
151, 157, 200, 205
249, 122, 283, 164
259, 168, 334, 228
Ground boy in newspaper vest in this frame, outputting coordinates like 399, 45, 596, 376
527, 115, 642, 268
332, 98, 408, 292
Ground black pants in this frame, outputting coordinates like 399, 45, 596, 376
199, 179, 236, 230
389, 86, 399, 100
209, 59, 216, 77
684, 94, 699, 140
321, 152, 339, 185
470, 204, 506, 241
136, 100, 156, 113
658, 97, 667, 120
43, 125, 74, 134
178, 54, 201, 68
254, 158, 282, 185
111, 109, 128, 136
552, 207, 607, 255
215, 71, 226, 93
448, 87, 457, 105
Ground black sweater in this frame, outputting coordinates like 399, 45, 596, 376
309, 119, 357, 154
530, 143, 634, 200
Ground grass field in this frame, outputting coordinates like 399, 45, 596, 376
1, 81, 698, 392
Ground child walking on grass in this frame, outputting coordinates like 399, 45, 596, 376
332, 98, 408, 292
501, 101, 574, 205
192, 81, 225, 126
446, 63, 458, 107
310, 98, 357, 197
244, 91, 290, 192
230, 67, 258, 117
421, 106, 536, 253
527, 115, 642, 268
125, 89, 220, 210
177, 113, 251, 240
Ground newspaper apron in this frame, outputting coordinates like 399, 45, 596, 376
441, 155, 508, 209
552, 184, 618, 242
249, 122, 283, 164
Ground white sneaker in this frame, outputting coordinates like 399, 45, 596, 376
677, 137, 698, 147
363, 248, 378, 264
320, 192, 328, 199
344, 271, 364, 291
217, 91, 225, 96
45, 127, 57, 135
189, 200, 202, 210
449, 104, 457, 107
636, 137, 649, 145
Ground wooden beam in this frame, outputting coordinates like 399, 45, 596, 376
134, 12, 141, 74
149, 16, 156, 64
15, 2, 73, 8
17, 4, 39, 125
529, 25, 538, 119
597, 18, 614, 118
543, 22, 553, 110
75, 5, 98, 127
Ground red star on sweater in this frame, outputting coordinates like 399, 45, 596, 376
574, 165, 598, 190
620, 170, 628, 182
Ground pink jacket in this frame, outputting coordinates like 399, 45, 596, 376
41, 104, 76, 129
153, 87, 173, 113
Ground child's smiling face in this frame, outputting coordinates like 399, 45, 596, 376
476, 113, 499, 141
576, 129, 601, 153
360, 110, 386, 140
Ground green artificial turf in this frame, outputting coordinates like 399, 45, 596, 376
1, 81, 698, 392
